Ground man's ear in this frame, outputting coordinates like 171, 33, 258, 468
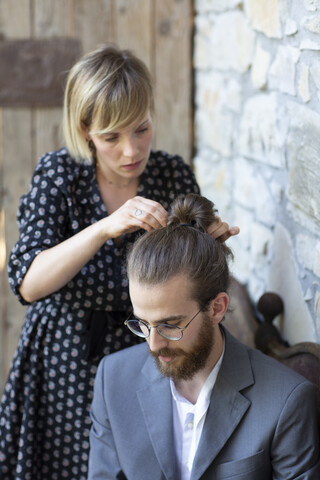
209, 292, 229, 325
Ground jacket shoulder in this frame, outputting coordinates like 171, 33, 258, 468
98, 343, 149, 377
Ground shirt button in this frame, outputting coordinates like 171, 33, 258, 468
187, 421, 193, 429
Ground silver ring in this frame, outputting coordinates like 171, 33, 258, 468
134, 209, 143, 217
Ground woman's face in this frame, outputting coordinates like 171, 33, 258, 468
87, 112, 154, 184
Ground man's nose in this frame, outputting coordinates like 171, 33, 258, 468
148, 327, 168, 351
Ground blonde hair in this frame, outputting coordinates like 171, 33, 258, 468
62, 44, 154, 163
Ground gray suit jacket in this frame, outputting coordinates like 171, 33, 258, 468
88, 327, 320, 479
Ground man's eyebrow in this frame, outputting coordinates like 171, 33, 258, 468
133, 313, 186, 325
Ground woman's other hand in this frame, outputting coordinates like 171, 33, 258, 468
207, 217, 240, 243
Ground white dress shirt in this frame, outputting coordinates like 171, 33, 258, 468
170, 342, 225, 480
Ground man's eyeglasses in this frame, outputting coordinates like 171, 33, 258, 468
124, 309, 202, 341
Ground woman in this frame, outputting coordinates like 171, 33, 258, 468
0, 44, 238, 479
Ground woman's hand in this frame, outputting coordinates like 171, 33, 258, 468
102, 196, 168, 238
207, 217, 240, 243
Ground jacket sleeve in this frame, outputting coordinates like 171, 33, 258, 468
271, 380, 320, 479
88, 358, 126, 480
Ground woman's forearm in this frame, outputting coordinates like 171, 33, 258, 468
19, 219, 111, 303
19, 195, 168, 303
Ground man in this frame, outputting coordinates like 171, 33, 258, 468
88, 194, 320, 479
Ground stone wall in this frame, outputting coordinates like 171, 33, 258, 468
193, 0, 320, 344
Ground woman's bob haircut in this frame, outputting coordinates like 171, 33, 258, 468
62, 43, 154, 163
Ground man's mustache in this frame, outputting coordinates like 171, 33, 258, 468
149, 347, 187, 358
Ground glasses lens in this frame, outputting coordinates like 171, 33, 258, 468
157, 324, 182, 340
126, 319, 149, 338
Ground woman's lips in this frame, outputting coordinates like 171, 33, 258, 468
121, 160, 143, 171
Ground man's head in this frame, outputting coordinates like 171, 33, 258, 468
127, 194, 232, 310
126, 194, 232, 380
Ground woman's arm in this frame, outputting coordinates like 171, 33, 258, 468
19, 196, 168, 303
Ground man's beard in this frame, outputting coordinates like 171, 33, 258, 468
149, 314, 215, 381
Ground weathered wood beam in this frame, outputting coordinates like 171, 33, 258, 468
0, 38, 81, 107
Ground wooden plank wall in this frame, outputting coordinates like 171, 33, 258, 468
0, 0, 193, 393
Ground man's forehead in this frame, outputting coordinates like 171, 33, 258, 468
129, 274, 191, 296
129, 275, 195, 314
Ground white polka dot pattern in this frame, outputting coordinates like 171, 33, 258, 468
0, 148, 200, 479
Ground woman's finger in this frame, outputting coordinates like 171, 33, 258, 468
207, 220, 240, 242
130, 197, 168, 229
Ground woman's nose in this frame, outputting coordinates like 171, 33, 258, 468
123, 136, 138, 158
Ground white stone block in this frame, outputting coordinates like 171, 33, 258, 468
249, 223, 273, 301
269, 223, 315, 343
234, 164, 277, 227
195, 109, 233, 158
287, 102, 320, 222
296, 234, 317, 271
286, 202, 320, 237
251, 43, 271, 89
233, 204, 254, 249
224, 78, 242, 113
284, 19, 298, 35
298, 63, 311, 103
193, 16, 213, 69
238, 93, 286, 167
303, 15, 320, 33
304, 288, 314, 301
314, 242, 320, 277
269, 45, 300, 95
194, 155, 232, 218
310, 61, 320, 89
300, 39, 320, 50
195, 72, 240, 113
244, 0, 282, 38
209, 11, 255, 73
251, 222, 274, 267
195, 72, 236, 156
270, 180, 284, 204
255, 175, 277, 227
234, 157, 256, 208
194, 32, 211, 69
304, 0, 320, 12
195, 0, 243, 13
230, 241, 251, 284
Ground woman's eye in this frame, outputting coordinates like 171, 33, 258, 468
136, 127, 148, 135
104, 136, 118, 142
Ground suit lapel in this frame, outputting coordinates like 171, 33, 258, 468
190, 328, 254, 480
136, 356, 177, 480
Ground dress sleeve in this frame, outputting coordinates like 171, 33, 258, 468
172, 154, 201, 196
7, 152, 69, 304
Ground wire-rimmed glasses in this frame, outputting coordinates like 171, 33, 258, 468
124, 309, 202, 341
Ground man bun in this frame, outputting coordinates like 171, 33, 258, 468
167, 193, 219, 233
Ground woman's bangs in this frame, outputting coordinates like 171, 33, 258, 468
91, 93, 150, 135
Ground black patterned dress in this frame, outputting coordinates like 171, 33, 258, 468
0, 148, 200, 480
